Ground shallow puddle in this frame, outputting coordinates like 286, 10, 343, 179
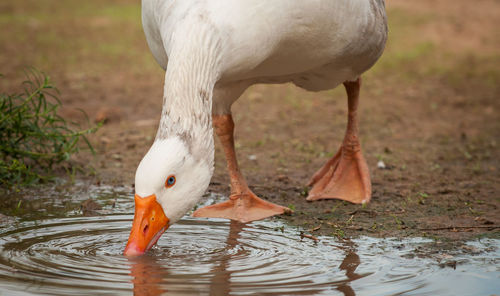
0, 185, 498, 295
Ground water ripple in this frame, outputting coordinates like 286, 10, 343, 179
0, 205, 498, 295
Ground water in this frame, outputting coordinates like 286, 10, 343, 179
0, 185, 499, 296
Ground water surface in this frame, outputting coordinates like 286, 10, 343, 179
0, 185, 498, 295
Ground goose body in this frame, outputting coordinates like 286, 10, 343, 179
143, 0, 387, 112
125, 0, 387, 255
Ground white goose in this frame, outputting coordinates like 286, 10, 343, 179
124, 0, 387, 255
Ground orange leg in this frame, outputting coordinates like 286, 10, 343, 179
193, 114, 291, 223
306, 78, 372, 204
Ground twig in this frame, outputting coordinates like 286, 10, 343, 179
307, 225, 321, 232
300, 231, 319, 242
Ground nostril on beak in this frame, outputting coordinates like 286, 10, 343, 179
143, 224, 149, 235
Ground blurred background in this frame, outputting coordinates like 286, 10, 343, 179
1, 0, 498, 234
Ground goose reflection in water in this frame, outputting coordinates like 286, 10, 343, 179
127, 221, 364, 295
129, 256, 169, 296
207, 221, 246, 295
127, 221, 245, 296
336, 251, 362, 296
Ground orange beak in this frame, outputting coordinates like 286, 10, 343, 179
124, 194, 170, 256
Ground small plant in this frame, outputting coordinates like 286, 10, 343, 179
0, 69, 100, 187
331, 227, 345, 239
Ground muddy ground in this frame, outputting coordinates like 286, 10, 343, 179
1, 0, 499, 240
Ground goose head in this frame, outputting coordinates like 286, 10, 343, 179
123, 136, 212, 256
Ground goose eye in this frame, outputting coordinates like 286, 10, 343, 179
165, 175, 176, 188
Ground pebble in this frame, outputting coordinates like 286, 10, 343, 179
377, 160, 386, 169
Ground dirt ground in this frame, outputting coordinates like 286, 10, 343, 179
1, 0, 499, 240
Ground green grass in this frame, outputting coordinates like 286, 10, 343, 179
366, 7, 500, 87
0, 0, 156, 76
0, 69, 100, 188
